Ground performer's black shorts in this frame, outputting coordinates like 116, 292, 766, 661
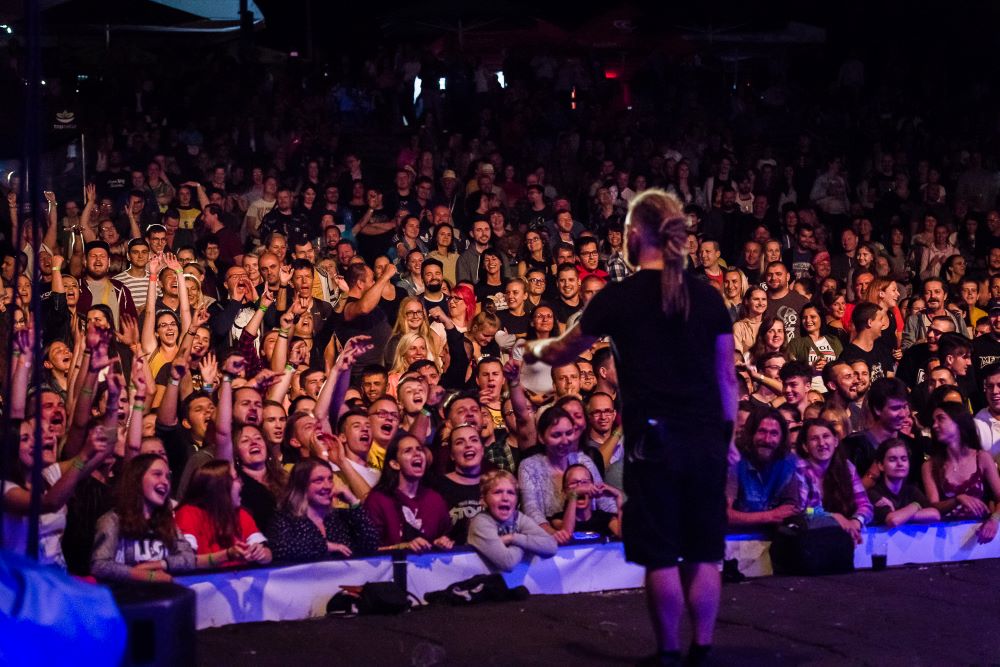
622, 421, 728, 569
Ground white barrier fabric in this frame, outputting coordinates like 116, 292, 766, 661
405, 542, 646, 602
179, 523, 1000, 629
176, 556, 394, 629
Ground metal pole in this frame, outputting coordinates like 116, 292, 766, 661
24, 0, 45, 561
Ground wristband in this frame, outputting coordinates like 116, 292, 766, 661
278, 333, 289, 340
202, 383, 214, 392
11, 350, 20, 357
258, 303, 269, 312
71, 457, 86, 471
284, 363, 295, 372
420, 408, 432, 418
222, 374, 234, 384
349, 501, 362, 510
147, 570, 156, 583
80, 387, 94, 396
207, 552, 215, 566
132, 402, 145, 411
169, 377, 180, 386
278, 327, 290, 335
52, 266, 61, 273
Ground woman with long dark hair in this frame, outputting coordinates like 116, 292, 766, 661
91, 454, 196, 582
922, 402, 1000, 543
365, 433, 453, 552
794, 418, 873, 543
176, 459, 273, 569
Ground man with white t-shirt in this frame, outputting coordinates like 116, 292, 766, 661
974, 362, 1000, 461
330, 410, 381, 501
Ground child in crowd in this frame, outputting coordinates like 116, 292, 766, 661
467, 470, 557, 571
867, 438, 940, 527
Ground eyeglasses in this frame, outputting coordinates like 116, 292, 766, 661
404, 310, 424, 317
370, 410, 400, 421
566, 479, 592, 488
589, 408, 615, 417
580, 250, 599, 258
527, 278, 546, 284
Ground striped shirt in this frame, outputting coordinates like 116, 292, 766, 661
114, 270, 152, 312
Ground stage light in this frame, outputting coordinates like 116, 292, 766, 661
413, 76, 422, 103
438, 77, 446, 91
496, 71, 506, 88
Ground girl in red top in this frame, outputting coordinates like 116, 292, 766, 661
176, 459, 273, 568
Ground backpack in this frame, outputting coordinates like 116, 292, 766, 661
424, 574, 529, 606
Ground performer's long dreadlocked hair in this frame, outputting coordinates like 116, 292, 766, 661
625, 189, 691, 320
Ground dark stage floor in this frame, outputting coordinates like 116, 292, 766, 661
198, 559, 1000, 666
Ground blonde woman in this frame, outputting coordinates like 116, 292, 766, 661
384, 296, 444, 366
387, 332, 439, 395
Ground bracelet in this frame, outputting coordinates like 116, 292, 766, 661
132, 402, 145, 411
419, 408, 432, 418
284, 363, 294, 372
80, 387, 94, 396
278, 327, 289, 335
222, 374, 234, 384
258, 303, 269, 312
11, 350, 20, 357
52, 267, 61, 273
71, 457, 86, 471
187, 330, 199, 336
278, 333, 289, 340
202, 383, 214, 392
349, 501, 362, 510
169, 377, 180, 386
207, 552, 215, 566
147, 570, 156, 583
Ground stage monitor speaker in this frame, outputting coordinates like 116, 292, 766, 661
110, 581, 196, 667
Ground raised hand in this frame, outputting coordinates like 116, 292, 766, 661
279, 264, 293, 286
43, 190, 56, 204
191, 304, 210, 330
51, 253, 64, 272
147, 253, 163, 280
162, 252, 182, 273
259, 284, 275, 310
502, 356, 521, 383
84, 183, 96, 204
222, 354, 247, 377
199, 352, 219, 386
336, 335, 373, 370
131, 355, 149, 397
249, 368, 278, 390
117, 314, 140, 347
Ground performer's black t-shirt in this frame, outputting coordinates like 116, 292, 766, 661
579, 271, 732, 441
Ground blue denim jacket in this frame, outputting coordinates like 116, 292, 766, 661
732, 453, 798, 513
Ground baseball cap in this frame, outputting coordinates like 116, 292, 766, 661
480, 163, 495, 175
442, 169, 457, 181
84, 240, 111, 255
988, 298, 1000, 314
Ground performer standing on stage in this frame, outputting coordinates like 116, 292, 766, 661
525, 189, 738, 666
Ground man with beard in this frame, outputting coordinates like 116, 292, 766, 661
902, 278, 965, 348
456, 219, 498, 285
726, 407, 799, 526
763, 261, 808, 342
553, 264, 583, 327
841, 378, 917, 489
76, 241, 139, 329
357, 365, 389, 406
822, 360, 863, 434
585, 392, 624, 490
420, 258, 447, 311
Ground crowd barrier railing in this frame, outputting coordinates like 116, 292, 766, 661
176, 521, 1000, 629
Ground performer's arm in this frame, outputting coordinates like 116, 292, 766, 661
524, 322, 597, 367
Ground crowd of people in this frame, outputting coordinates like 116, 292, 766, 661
2, 43, 1000, 589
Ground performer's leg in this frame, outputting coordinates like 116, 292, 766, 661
645, 566, 684, 651
680, 561, 721, 645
